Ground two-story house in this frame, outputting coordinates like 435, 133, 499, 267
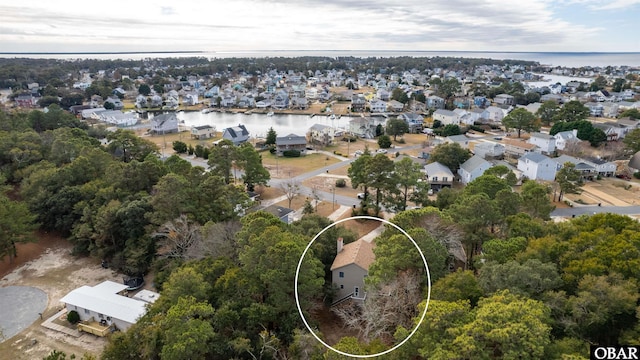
331, 238, 375, 304
517, 152, 558, 181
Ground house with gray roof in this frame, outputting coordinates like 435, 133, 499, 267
433, 109, 459, 125
554, 129, 581, 150
458, 155, 492, 184
584, 157, 616, 177
307, 123, 336, 146
445, 134, 471, 149
473, 141, 505, 159
553, 155, 597, 181
261, 205, 295, 224
517, 152, 558, 181
150, 113, 179, 134
528, 132, 556, 154
423, 162, 454, 191
222, 124, 250, 145
275, 133, 307, 156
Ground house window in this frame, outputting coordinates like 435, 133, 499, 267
339, 271, 344, 278
98, 314, 104, 319
74, 306, 77, 310
84, 309, 90, 315
340, 285, 344, 289
442, 177, 448, 182
432, 176, 438, 181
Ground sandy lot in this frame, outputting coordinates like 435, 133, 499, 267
0, 234, 124, 359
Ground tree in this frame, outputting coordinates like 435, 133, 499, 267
0, 193, 38, 263
478, 259, 562, 298
428, 142, 471, 173
386, 157, 422, 212
385, 118, 409, 141
555, 162, 583, 201
279, 179, 300, 209
623, 128, 640, 153
439, 124, 460, 137
348, 150, 373, 206
619, 108, 640, 120
366, 153, 395, 213
106, 129, 159, 163
463, 174, 510, 200
377, 134, 391, 148
554, 100, 589, 122
502, 108, 539, 138
207, 139, 236, 184
138, 84, 151, 96
237, 142, 270, 192
265, 127, 277, 146
589, 75, 607, 91
520, 181, 554, 219
451, 290, 552, 360
536, 100, 559, 125
391, 87, 409, 104
612, 78, 626, 92
431, 269, 484, 306
172, 140, 187, 154
482, 236, 528, 264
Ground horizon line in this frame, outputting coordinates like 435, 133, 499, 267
1, 50, 640, 55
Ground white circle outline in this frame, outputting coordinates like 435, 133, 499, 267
294, 215, 431, 358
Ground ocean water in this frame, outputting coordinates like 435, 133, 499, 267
2, 50, 639, 68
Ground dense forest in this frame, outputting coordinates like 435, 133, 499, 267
1, 107, 639, 359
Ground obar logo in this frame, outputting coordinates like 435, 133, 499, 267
591, 346, 640, 360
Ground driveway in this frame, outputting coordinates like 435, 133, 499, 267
0, 286, 47, 341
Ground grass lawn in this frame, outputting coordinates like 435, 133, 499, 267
262, 152, 341, 178
142, 130, 222, 154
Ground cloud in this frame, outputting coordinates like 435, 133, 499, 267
0, 0, 634, 52
555, 0, 640, 9
161, 6, 177, 15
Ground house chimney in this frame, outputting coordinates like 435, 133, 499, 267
337, 237, 344, 253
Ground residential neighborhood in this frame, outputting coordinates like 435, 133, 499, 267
2, 55, 640, 360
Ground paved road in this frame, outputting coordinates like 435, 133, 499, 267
0, 286, 47, 340
551, 205, 640, 217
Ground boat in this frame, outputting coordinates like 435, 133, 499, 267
123, 276, 145, 291
267, 111, 274, 116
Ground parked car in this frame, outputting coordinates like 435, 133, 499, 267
376, 148, 387, 154
357, 192, 366, 199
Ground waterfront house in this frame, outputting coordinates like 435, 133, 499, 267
276, 133, 307, 156
191, 125, 215, 140
150, 113, 179, 134
331, 238, 375, 304
307, 123, 336, 146
222, 125, 250, 145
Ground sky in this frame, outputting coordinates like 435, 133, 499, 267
0, 0, 639, 53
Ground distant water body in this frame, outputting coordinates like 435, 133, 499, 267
1, 50, 639, 68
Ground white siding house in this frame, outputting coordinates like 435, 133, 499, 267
517, 152, 558, 181
60, 281, 158, 332
528, 132, 556, 155
458, 155, 492, 184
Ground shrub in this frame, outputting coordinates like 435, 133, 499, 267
335, 179, 346, 188
634, 172, 640, 179
283, 150, 301, 157
67, 310, 80, 324
172, 140, 188, 153
378, 135, 392, 149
